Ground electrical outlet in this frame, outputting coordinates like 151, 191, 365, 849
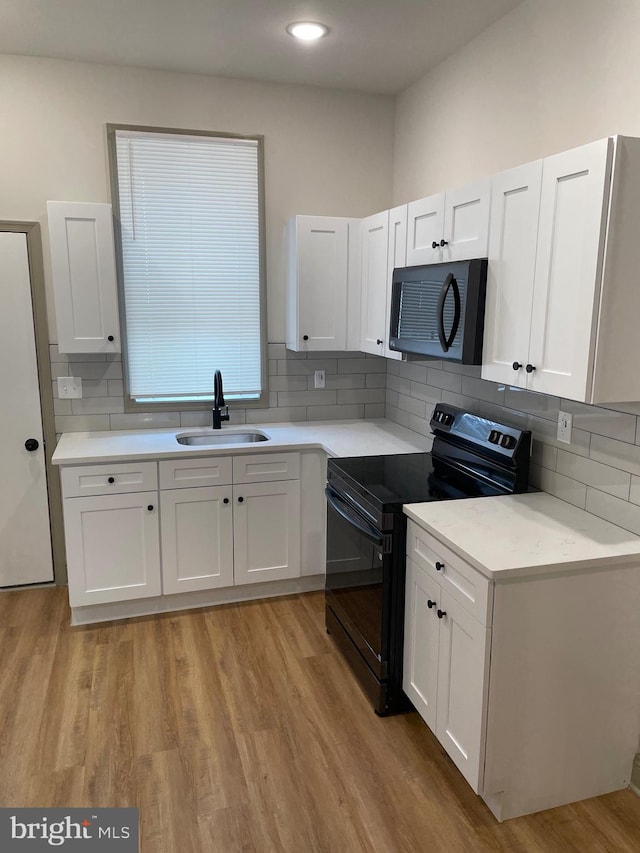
314, 369, 326, 389
557, 410, 573, 444
57, 376, 83, 399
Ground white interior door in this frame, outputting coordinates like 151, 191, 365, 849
0, 231, 53, 586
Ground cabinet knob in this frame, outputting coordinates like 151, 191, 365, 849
437, 609, 447, 620
303, 335, 309, 341
525, 363, 536, 373
107, 335, 115, 342
427, 599, 437, 609
223, 497, 229, 504
107, 476, 115, 484
512, 361, 522, 371
147, 505, 154, 511
24, 438, 39, 452
431, 241, 439, 249
435, 561, 444, 571
440, 239, 449, 247
376, 339, 383, 345
238, 496, 244, 503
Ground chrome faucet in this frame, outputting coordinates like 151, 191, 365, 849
212, 370, 230, 429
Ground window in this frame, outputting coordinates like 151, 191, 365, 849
108, 125, 266, 407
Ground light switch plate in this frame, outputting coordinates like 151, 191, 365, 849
557, 410, 572, 444
314, 370, 326, 389
58, 376, 83, 399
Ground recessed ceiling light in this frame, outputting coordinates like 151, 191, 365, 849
286, 22, 329, 42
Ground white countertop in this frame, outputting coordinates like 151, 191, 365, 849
52, 418, 430, 465
404, 491, 640, 580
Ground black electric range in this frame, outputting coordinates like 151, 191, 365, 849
325, 403, 531, 715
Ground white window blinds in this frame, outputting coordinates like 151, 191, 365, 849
114, 128, 263, 403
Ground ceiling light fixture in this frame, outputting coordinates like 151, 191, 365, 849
286, 22, 329, 42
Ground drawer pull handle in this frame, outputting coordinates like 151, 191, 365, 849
238, 496, 244, 503
427, 599, 437, 609
107, 335, 115, 342
147, 505, 154, 512
223, 498, 229, 504
107, 477, 115, 484
431, 241, 439, 249
435, 561, 444, 571
437, 609, 447, 620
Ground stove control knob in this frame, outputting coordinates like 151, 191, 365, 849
488, 430, 500, 444
500, 434, 517, 450
445, 414, 454, 426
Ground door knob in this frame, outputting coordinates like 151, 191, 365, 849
440, 239, 449, 247
435, 561, 444, 571
24, 438, 39, 452
107, 335, 115, 342
376, 339, 383, 345
431, 241, 439, 249
525, 364, 536, 373
437, 609, 447, 619
427, 599, 437, 609
238, 496, 244, 503
512, 361, 522, 371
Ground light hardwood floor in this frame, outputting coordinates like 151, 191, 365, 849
1, 586, 640, 852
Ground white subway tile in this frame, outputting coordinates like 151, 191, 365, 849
538, 468, 587, 509
461, 376, 505, 405
306, 404, 364, 421
560, 399, 636, 443
246, 407, 307, 424
410, 382, 442, 404
337, 388, 386, 405
337, 358, 386, 374
504, 387, 559, 421
110, 412, 180, 430
556, 450, 631, 499
365, 403, 386, 418
586, 488, 640, 536
277, 389, 336, 407
72, 397, 124, 416
320, 374, 366, 391
590, 434, 640, 476
426, 368, 462, 393
55, 415, 110, 433
396, 393, 427, 418
279, 359, 338, 376
271, 375, 307, 393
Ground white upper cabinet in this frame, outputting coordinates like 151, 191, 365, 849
482, 160, 543, 386
286, 215, 360, 352
527, 139, 612, 400
360, 210, 389, 356
481, 137, 640, 404
385, 205, 407, 361
47, 201, 121, 354
406, 179, 490, 266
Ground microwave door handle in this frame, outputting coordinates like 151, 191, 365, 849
437, 273, 462, 352
325, 486, 384, 546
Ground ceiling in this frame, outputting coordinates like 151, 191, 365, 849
0, 0, 521, 95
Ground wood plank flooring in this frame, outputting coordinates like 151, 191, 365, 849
1, 586, 640, 852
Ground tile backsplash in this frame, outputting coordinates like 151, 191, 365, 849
385, 358, 640, 537
50, 343, 387, 434
51, 340, 640, 537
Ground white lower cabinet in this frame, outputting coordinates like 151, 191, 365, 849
64, 491, 161, 607
405, 517, 640, 821
61, 452, 303, 612
403, 557, 489, 792
233, 480, 301, 585
160, 485, 234, 594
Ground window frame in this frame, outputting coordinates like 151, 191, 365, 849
106, 123, 268, 413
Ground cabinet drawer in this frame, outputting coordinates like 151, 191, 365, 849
406, 520, 493, 626
61, 461, 157, 497
233, 452, 300, 484
159, 456, 233, 489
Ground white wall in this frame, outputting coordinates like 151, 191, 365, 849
0, 54, 394, 342
393, 0, 640, 203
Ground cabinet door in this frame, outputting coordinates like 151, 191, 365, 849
64, 491, 160, 607
435, 591, 490, 794
403, 558, 440, 731
287, 216, 348, 351
384, 205, 407, 360
47, 201, 121, 354
360, 211, 389, 356
406, 193, 445, 265
527, 138, 613, 400
442, 178, 491, 262
160, 486, 234, 594
482, 161, 542, 386
233, 480, 300, 585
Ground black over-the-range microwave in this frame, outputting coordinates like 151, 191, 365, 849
388, 258, 488, 364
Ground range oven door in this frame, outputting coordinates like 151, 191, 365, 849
324, 484, 390, 680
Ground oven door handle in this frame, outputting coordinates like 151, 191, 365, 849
325, 486, 384, 546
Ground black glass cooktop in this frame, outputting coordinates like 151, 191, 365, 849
328, 451, 507, 514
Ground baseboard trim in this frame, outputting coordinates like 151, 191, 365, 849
630, 754, 640, 797
70, 574, 324, 626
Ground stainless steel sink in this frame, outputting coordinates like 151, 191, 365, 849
176, 430, 269, 446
